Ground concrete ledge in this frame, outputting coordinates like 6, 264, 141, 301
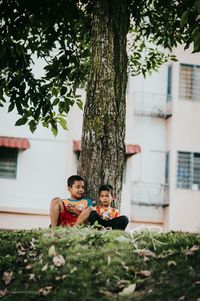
0, 206, 49, 216
0, 207, 50, 230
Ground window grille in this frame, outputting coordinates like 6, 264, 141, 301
0, 147, 18, 179
179, 64, 200, 101
130, 181, 169, 205
177, 151, 200, 190
133, 92, 172, 117
193, 153, 200, 189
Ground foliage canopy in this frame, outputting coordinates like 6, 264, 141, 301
0, 0, 199, 133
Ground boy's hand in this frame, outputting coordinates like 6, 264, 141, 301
66, 204, 80, 216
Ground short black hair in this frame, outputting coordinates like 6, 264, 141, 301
99, 184, 113, 195
68, 175, 84, 187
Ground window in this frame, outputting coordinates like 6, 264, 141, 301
179, 64, 200, 101
177, 151, 200, 190
165, 152, 169, 183
167, 65, 172, 102
0, 147, 18, 179
194, 153, 200, 189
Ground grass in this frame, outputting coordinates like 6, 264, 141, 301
0, 227, 200, 301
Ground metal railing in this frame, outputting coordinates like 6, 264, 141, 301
130, 181, 169, 206
133, 92, 172, 118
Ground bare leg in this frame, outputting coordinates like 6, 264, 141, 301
50, 197, 64, 227
74, 207, 93, 226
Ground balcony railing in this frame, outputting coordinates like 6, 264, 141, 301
130, 181, 169, 206
133, 92, 172, 118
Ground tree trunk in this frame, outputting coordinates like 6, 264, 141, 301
78, 0, 129, 208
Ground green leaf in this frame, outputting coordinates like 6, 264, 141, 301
59, 101, 66, 114
0, 96, 6, 103
29, 120, 37, 133
57, 117, 68, 130
51, 87, 58, 97
51, 126, 58, 136
8, 102, 15, 112
192, 26, 200, 39
60, 86, 68, 96
193, 33, 200, 52
76, 99, 83, 110
180, 10, 189, 28
15, 117, 28, 126
52, 98, 60, 106
170, 55, 178, 62
195, 0, 200, 13
42, 122, 49, 128
34, 107, 41, 120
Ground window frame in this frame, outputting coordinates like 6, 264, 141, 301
0, 147, 18, 179
167, 64, 172, 102
177, 151, 200, 190
179, 63, 200, 101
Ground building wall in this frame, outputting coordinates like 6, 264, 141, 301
126, 65, 169, 227
0, 105, 79, 229
167, 47, 200, 231
0, 210, 50, 230
125, 46, 200, 232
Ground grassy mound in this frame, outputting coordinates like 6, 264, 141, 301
0, 227, 200, 301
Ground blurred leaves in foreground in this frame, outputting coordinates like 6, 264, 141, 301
0, 227, 200, 301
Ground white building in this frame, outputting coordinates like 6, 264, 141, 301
125, 45, 200, 232
0, 101, 83, 229
0, 45, 200, 231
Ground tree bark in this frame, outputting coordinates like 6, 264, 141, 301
78, 0, 129, 208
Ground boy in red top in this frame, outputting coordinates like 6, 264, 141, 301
88, 184, 129, 230
50, 175, 93, 227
